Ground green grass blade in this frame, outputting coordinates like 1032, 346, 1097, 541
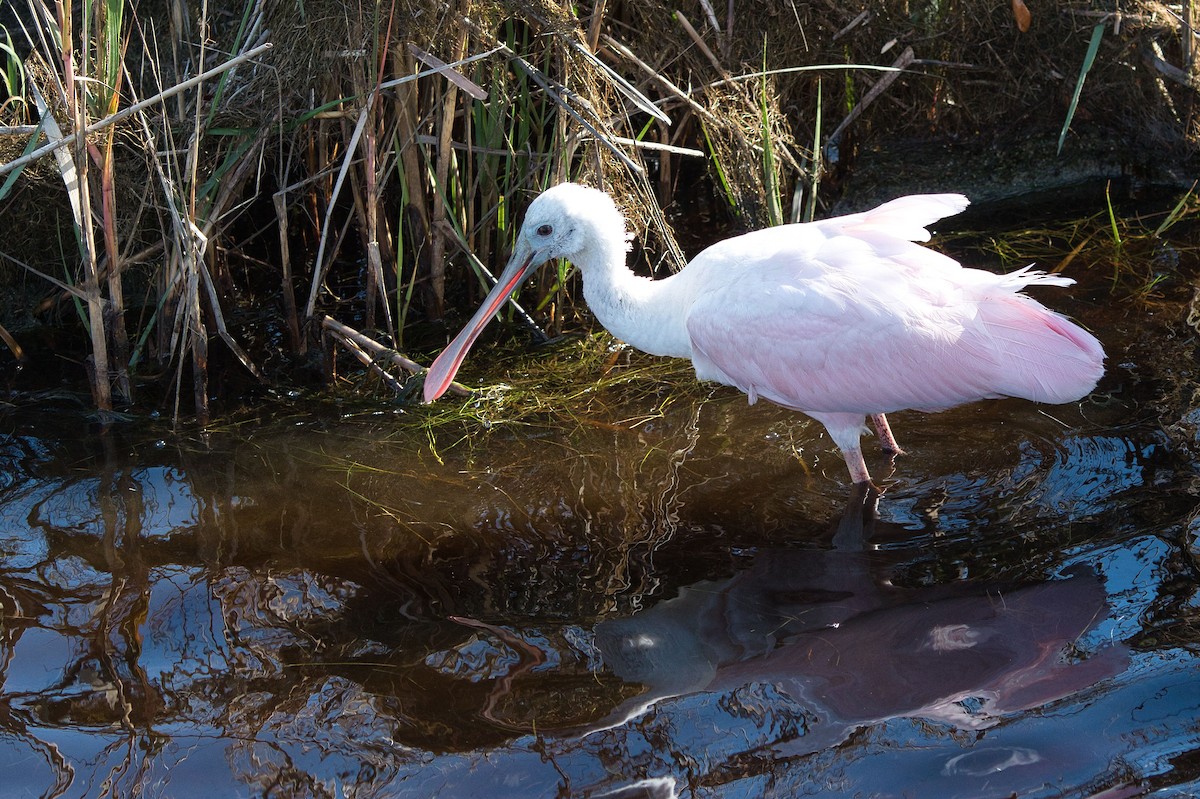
204, 0, 255, 128
1058, 23, 1104, 155
804, 78, 822, 223
0, 120, 43, 202
1154, 181, 1198, 237
1104, 181, 1121, 246
1, 34, 27, 102
700, 121, 736, 213
759, 43, 782, 227
103, 0, 124, 104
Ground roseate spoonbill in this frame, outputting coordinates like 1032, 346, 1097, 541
423, 183, 1105, 484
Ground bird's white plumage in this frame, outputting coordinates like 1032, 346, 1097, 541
424, 183, 1105, 484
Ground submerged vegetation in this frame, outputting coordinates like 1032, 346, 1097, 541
0, 0, 1197, 420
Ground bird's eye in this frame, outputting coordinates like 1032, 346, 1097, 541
536, 224, 553, 236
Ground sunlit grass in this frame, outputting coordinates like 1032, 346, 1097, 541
944, 187, 1200, 301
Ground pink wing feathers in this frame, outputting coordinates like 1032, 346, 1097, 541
683, 195, 1103, 420
816, 193, 971, 243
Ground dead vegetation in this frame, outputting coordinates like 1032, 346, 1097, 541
0, 0, 1197, 419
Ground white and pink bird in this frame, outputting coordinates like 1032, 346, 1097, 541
423, 183, 1105, 485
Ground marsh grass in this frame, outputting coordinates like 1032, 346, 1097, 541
949, 187, 1200, 300
0, 0, 1196, 419
267, 326, 708, 489
413, 332, 706, 438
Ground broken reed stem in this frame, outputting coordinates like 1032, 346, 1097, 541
674, 10, 730, 79
326, 325, 406, 392
825, 46, 915, 150
320, 315, 471, 397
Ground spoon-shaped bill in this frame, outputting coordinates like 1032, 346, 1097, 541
423, 243, 540, 403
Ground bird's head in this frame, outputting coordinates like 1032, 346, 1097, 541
423, 183, 625, 403
512, 182, 626, 268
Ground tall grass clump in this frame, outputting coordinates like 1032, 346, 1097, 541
0, 0, 1195, 420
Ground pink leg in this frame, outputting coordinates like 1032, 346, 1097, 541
809, 411, 876, 485
870, 413, 905, 455
841, 446, 872, 485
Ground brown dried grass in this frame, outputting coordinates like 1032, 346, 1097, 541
0, 0, 1196, 415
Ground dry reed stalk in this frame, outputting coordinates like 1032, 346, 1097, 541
272, 159, 348, 354
272, 189, 302, 352
188, 276, 208, 424
83, 0, 132, 404
31, 2, 114, 411
94, 82, 132, 403
348, 154, 396, 339
306, 102, 369, 323
0, 321, 26, 362
1186, 1, 1197, 77
323, 322, 406, 393
655, 120, 672, 200
76, 120, 112, 412
0, 41, 274, 178
393, 44, 431, 333
321, 314, 470, 397
364, 128, 385, 334
601, 35, 718, 123
361, 5, 394, 338
673, 10, 729, 80
825, 46, 915, 153
361, 62, 399, 341
429, 26, 469, 320
567, 40, 670, 124
586, 0, 607, 52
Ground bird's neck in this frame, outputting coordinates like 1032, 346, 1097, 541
574, 238, 693, 359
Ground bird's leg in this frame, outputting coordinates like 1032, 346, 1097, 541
811, 412, 876, 485
841, 446, 872, 485
870, 413, 905, 455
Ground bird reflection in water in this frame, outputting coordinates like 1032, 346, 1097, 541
588, 487, 1128, 795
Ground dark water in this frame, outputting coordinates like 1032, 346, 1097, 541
2, 279, 1200, 797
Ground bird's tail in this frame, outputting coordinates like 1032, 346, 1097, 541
996, 264, 1076, 289
976, 292, 1105, 404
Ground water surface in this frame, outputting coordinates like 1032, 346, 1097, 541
1, 265, 1199, 797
